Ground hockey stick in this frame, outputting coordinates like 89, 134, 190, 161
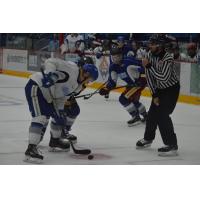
81, 80, 109, 100
68, 140, 91, 155
75, 84, 130, 99
41, 68, 91, 155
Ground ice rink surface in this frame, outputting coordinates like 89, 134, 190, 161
0, 74, 200, 165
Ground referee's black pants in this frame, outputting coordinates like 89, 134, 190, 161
144, 83, 180, 146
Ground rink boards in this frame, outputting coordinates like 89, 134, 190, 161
0, 48, 200, 105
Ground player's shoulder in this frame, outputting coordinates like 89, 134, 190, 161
45, 57, 65, 65
44, 57, 56, 63
163, 52, 173, 62
65, 60, 78, 67
123, 57, 142, 66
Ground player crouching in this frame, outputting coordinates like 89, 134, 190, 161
24, 55, 98, 163
99, 47, 147, 126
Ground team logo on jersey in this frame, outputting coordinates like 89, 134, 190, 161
98, 56, 109, 80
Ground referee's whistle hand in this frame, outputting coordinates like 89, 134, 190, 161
142, 58, 149, 68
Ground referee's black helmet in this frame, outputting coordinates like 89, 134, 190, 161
148, 34, 168, 46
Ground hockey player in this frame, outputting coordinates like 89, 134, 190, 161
24, 57, 98, 163
60, 56, 95, 142
99, 47, 147, 126
115, 36, 136, 60
39, 56, 95, 144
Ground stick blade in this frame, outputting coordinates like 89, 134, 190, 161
69, 140, 91, 155
73, 149, 91, 155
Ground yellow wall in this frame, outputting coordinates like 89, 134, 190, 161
2, 69, 200, 106
2, 69, 32, 78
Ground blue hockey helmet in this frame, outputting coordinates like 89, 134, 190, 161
82, 64, 99, 81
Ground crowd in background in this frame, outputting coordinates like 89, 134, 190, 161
0, 33, 199, 63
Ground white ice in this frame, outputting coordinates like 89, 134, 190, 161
0, 74, 200, 165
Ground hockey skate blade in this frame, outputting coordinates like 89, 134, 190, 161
128, 121, 142, 127
136, 144, 152, 149
158, 151, 178, 157
23, 156, 43, 164
48, 147, 70, 152
61, 138, 77, 144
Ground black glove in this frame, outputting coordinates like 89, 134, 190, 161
99, 87, 110, 96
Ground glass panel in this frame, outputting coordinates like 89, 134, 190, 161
190, 63, 200, 95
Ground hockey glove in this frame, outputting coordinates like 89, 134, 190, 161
99, 87, 110, 96
42, 72, 59, 88
49, 104, 66, 126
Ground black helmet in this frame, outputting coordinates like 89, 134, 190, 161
148, 34, 168, 46
77, 56, 94, 67
110, 47, 123, 55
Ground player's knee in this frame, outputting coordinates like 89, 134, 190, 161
65, 104, 80, 117
31, 115, 49, 126
119, 94, 129, 106
73, 104, 80, 116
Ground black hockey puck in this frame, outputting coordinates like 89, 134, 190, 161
88, 154, 94, 160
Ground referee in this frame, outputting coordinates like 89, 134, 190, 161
136, 34, 180, 156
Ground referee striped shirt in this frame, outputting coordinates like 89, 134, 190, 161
145, 51, 179, 97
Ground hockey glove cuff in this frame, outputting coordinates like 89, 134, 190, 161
99, 87, 110, 96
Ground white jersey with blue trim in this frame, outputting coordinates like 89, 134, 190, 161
30, 58, 82, 109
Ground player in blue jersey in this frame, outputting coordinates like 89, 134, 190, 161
99, 47, 148, 126
116, 36, 133, 59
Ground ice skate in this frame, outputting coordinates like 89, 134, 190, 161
141, 112, 148, 123
24, 144, 43, 164
127, 115, 141, 127
158, 145, 178, 156
104, 93, 109, 101
136, 138, 153, 149
49, 136, 70, 152
61, 129, 77, 144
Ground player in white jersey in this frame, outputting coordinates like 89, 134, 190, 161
24, 57, 98, 163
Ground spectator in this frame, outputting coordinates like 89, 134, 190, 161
48, 34, 59, 52
65, 33, 85, 53
180, 42, 198, 62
